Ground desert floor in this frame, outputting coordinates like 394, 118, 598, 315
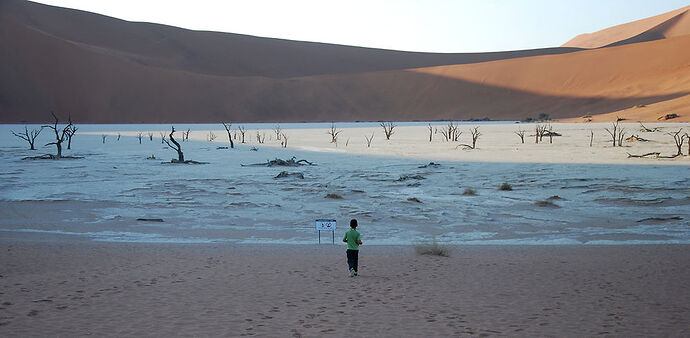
151, 122, 690, 165
1, 242, 689, 337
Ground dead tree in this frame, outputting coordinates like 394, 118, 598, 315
117, 133, 121, 141
427, 124, 433, 142
11, 126, 43, 150
148, 132, 153, 141
535, 124, 547, 144
364, 133, 374, 148
617, 127, 627, 147
137, 132, 143, 144
547, 125, 554, 144
221, 122, 235, 149
159, 131, 166, 143
162, 126, 184, 162
183, 129, 191, 141
238, 126, 247, 143
514, 128, 525, 144
207, 131, 217, 142
281, 133, 288, 148
274, 124, 282, 141
604, 121, 623, 147
589, 130, 594, 147
380, 122, 395, 140
458, 127, 481, 149
65, 121, 77, 150
668, 129, 685, 157
256, 131, 265, 144
469, 127, 481, 148
328, 123, 342, 143
440, 121, 460, 142
43, 112, 72, 158
686, 133, 690, 155
101, 134, 107, 144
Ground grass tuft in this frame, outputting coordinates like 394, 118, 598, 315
462, 188, 477, 196
415, 240, 452, 257
499, 182, 513, 191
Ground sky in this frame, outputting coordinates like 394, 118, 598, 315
31, 0, 690, 53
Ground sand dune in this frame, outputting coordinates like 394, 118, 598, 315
1, 0, 579, 78
1, 1, 689, 123
563, 5, 690, 48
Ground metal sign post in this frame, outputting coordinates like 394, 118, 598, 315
315, 219, 336, 244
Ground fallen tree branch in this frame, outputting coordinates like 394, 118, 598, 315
241, 157, 315, 167
626, 152, 660, 158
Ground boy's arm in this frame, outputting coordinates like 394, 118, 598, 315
342, 233, 348, 243
356, 232, 362, 245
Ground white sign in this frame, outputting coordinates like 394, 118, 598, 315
315, 219, 336, 231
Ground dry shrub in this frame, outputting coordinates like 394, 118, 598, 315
415, 240, 452, 257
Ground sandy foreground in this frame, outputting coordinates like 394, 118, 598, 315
105, 122, 690, 165
1, 242, 689, 337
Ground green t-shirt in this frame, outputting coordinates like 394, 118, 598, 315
343, 229, 361, 250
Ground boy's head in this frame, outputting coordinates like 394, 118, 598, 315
350, 219, 358, 229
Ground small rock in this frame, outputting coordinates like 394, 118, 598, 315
407, 197, 423, 203
535, 200, 560, 208
325, 193, 343, 199
397, 174, 425, 181
274, 171, 304, 179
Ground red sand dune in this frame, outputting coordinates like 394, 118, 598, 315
563, 5, 690, 48
1, 0, 689, 123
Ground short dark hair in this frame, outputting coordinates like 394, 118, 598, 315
350, 219, 358, 228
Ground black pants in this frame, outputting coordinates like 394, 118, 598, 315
346, 249, 359, 272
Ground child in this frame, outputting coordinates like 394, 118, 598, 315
342, 219, 363, 277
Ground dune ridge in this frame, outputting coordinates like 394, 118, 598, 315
563, 5, 690, 48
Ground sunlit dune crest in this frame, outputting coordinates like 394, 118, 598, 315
563, 5, 690, 48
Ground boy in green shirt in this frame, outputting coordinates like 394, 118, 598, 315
342, 219, 363, 277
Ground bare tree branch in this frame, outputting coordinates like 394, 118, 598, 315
222, 122, 235, 148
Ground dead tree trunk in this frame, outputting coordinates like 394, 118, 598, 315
380, 122, 395, 140
281, 133, 288, 148
604, 121, 620, 147
535, 124, 545, 144
256, 131, 265, 144
43, 112, 71, 158
328, 123, 342, 143
470, 127, 481, 149
102, 135, 107, 143
617, 127, 627, 147
222, 122, 234, 149
668, 129, 685, 156
274, 125, 282, 141
148, 132, 153, 141
428, 124, 433, 142
163, 126, 184, 162
440, 122, 459, 142
137, 132, 143, 144
589, 130, 594, 147
65, 120, 77, 149
159, 131, 166, 143
514, 129, 525, 144
238, 126, 247, 143
11, 126, 43, 150
365, 133, 374, 147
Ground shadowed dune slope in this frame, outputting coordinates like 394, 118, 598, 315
563, 5, 690, 48
0, 0, 579, 78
